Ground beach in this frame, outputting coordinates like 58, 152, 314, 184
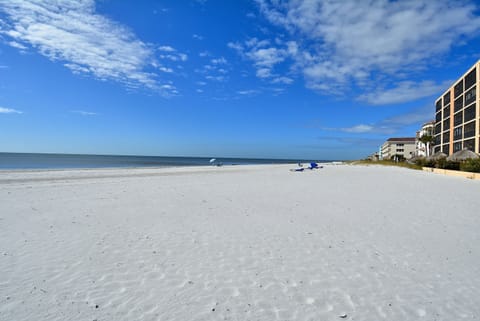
1, 164, 480, 321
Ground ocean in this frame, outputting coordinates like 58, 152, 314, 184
0, 153, 322, 170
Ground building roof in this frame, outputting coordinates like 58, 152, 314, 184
386, 137, 416, 142
421, 121, 435, 127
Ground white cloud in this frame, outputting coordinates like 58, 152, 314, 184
192, 34, 204, 40
71, 110, 97, 116
254, 0, 480, 96
158, 66, 173, 73
196, 56, 230, 83
227, 42, 243, 52
228, 38, 294, 83
0, 107, 23, 114
256, 68, 271, 78
158, 46, 188, 62
382, 105, 434, 126
8, 41, 27, 50
358, 80, 453, 105
237, 89, 259, 96
325, 105, 434, 134
0, 0, 176, 95
248, 47, 286, 67
211, 57, 227, 65
205, 75, 226, 82
272, 76, 293, 84
158, 45, 176, 52
341, 124, 374, 133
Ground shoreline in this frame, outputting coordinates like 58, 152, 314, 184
0, 152, 330, 171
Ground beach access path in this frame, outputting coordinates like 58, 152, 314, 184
1, 164, 480, 321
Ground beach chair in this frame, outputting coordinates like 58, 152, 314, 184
308, 162, 319, 169
289, 167, 305, 172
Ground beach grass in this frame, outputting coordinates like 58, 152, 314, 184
349, 159, 423, 170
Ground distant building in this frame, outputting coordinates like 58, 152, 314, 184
381, 137, 416, 160
434, 60, 479, 155
366, 152, 379, 161
415, 121, 435, 157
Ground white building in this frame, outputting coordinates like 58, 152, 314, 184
415, 121, 435, 157
381, 137, 416, 160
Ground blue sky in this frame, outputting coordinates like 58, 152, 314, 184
1, 0, 480, 160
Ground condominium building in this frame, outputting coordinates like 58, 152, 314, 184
380, 137, 416, 160
434, 60, 479, 155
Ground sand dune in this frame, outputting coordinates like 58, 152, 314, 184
1, 164, 480, 321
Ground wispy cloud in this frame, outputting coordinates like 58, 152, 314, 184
192, 34, 204, 40
271, 76, 293, 84
0, 107, 23, 114
158, 46, 176, 52
71, 110, 97, 116
315, 136, 384, 147
196, 54, 230, 83
157, 45, 188, 63
228, 38, 295, 83
0, 0, 177, 95
252, 0, 480, 99
357, 80, 453, 105
211, 57, 227, 65
237, 89, 260, 96
340, 125, 375, 134
323, 105, 434, 134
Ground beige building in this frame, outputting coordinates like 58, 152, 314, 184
434, 60, 479, 155
381, 137, 416, 160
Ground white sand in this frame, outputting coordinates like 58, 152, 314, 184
1, 164, 480, 321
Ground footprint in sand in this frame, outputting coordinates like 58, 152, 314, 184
306, 297, 315, 305
417, 308, 426, 317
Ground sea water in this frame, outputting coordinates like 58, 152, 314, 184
0, 153, 322, 170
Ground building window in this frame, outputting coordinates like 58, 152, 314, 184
444, 105, 450, 116
453, 126, 462, 140
443, 144, 450, 155
435, 123, 442, 134
464, 138, 475, 151
436, 100, 442, 112
434, 135, 441, 146
464, 104, 476, 122
444, 92, 451, 105
453, 142, 462, 152
465, 87, 476, 106
443, 118, 450, 131
454, 112, 463, 126
454, 81, 463, 98
454, 96, 463, 112
443, 131, 450, 143
465, 68, 476, 90
396, 143, 404, 147
396, 149, 404, 152
464, 122, 476, 138
435, 112, 442, 122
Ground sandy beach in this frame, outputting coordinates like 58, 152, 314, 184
1, 164, 480, 321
